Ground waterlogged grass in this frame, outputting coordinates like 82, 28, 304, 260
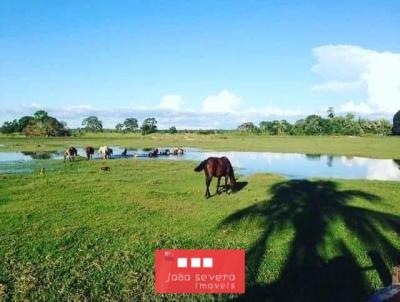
0, 159, 399, 301
0, 133, 400, 158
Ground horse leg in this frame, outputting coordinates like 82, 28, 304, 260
217, 177, 221, 194
205, 177, 212, 198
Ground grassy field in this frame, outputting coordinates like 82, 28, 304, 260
0, 133, 400, 159
1, 159, 399, 301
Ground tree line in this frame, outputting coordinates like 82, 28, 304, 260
0, 110, 69, 136
1, 108, 400, 136
238, 108, 400, 136
80, 116, 162, 135
0, 111, 170, 136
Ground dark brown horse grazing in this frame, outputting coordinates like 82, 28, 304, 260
85, 146, 95, 160
194, 156, 236, 198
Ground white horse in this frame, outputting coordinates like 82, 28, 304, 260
99, 146, 113, 159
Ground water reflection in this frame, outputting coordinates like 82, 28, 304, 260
0, 148, 400, 181
183, 151, 400, 181
327, 155, 334, 167
21, 151, 58, 159
305, 154, 322, 161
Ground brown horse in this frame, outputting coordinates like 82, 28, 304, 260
194, 156, 236, 198
64, 147, 78, 162
85, 146, 95, 160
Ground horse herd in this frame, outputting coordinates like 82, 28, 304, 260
63, 146, 185, 161
63, 146, 236, 198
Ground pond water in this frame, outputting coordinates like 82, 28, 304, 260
0, 147, 399, 181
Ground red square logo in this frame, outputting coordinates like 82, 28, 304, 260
155, 249, 245, 294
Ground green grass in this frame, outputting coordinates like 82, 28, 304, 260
1, 159, 399, 301
0, 133, 400, 158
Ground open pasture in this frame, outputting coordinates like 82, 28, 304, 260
1, 157, 399, 301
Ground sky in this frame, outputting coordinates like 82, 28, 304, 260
1, 0, 400, 129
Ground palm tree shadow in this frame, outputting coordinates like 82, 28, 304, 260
219, 180, 400, 302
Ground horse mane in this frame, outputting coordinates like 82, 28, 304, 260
221, 156, 236, 183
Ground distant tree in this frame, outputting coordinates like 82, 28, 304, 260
259, 121, 273, 133
18, 116, 33, 131
123, 118, 138, 132
81, 116, 103, 132
1, 111, 68, 136
141, 118, 158, 135
375, 119, 392, 135
115, 123, 124, 132
393, 110, 400, 135
293, 119, 307, 135
271, 120, 292, 135
327, 107, 335, 119
23, 115, 69, 136
238, 122, 257, 132
169, 126, 177, 134
304, 115, 325, 135
0, 120, 19, 133
33, 110, 49, 121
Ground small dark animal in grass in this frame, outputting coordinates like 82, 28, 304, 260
148, 148, 159, 157
194, 156, 236, 198
64, 147, 78, 162
39, 167, 45, 176
85, 146, 95, 160
100, 166, 111, 172
121, 148, 128, 157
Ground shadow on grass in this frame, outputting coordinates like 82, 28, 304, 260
233, 181, 248, 193
210, 181, 248, 198
220, 180, 400, 302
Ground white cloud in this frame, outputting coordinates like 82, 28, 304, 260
309, 80, 363, 93
0, 92, 308, 129
311, 44, 400, 114
338, 101, 374, 114
251, 106, 304, 117
202, 89, 241, 113
159, 95, 183, 111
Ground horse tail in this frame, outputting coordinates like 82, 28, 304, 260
194, 160, 207, 172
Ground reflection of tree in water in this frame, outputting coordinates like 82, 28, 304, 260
326, 155, 334, 167
305, 154, 322, 161
21, 151, 57, 159
220, 180, 400, 301
393, 159, 400, 169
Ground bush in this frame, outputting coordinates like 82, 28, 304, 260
169, 126, 177, 134
393, 110, 400, 135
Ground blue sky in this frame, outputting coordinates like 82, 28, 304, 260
1, 0, 400, 128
